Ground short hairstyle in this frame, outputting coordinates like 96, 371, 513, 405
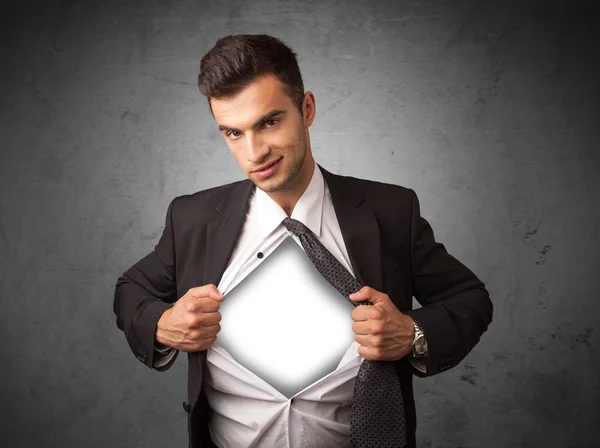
197, 34, 305, 116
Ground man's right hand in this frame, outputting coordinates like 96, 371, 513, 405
155, 284, 225, 352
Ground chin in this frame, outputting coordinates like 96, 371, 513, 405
257, 175, 291, 193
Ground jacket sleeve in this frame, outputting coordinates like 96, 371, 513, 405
403, 188, 493, 377
113, 197, 180, 372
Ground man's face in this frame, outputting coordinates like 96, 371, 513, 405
210, 74, 314, 195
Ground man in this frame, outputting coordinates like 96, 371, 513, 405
113, 34, 493, 447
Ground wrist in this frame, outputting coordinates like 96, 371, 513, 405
155, 308, 171, 347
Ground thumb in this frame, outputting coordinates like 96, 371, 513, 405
349, 287, 388, 306
348, 286, 370, 303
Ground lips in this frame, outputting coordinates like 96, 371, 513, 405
254, 158, 281, 172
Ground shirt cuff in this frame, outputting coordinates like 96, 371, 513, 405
154, 341, 172, 354
153, 345, 178, 368
408, 354, 428, 374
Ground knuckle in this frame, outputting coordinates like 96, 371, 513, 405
194, 313, 207, 326
185, 313, 199, 327
189, 329, 201, 340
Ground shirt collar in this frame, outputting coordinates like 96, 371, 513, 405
251, 160, 324, 240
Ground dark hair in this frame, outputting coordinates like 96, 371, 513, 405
197, 34, 305, 116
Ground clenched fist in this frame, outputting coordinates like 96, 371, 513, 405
155, 284, 225, 352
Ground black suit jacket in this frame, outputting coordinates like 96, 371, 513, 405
113, 164, 493, 448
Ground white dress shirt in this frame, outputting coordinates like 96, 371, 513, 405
154, 160, 427, 447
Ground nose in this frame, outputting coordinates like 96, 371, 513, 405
245, 133, 270, 165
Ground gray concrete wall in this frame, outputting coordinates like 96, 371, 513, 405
1, 0, 598, 446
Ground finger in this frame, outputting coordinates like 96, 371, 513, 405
350, 305, 371, 322
355, 332, 384, 348
186, 298, 221, 314
352, 320, 384, 335
357, 344, 383, 361
355, 334, 369, 347
201, 323, 221, 337
357, 344, 373, 360
352, 321, 371, 335
189, 335, 217, 352
187, 284, 225, 301
195, 311, 222, 327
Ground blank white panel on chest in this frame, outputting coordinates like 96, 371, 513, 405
216, 236, 357, 398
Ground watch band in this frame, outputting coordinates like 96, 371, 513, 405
411, 318, 428, 357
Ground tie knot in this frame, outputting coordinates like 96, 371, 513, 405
281, 217, 309, 237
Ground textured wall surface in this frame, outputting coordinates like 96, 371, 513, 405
1, 0, 599, 447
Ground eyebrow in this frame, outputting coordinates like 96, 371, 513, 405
218, 109, 286, 133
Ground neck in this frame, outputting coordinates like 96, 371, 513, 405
268, 156, 315, 217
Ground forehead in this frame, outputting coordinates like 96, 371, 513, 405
211, 74, 294, 128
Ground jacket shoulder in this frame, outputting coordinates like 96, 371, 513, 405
176, 179, 247, 206
167, 179, 250, 224
330, 171, 415, 207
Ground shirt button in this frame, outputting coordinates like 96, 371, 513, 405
257, 252, 264, 259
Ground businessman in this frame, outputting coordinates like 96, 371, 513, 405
113, 34, 493, 447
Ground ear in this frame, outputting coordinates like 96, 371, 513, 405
303, 91, 316, 127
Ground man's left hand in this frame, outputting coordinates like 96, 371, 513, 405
349, 286, 414, 361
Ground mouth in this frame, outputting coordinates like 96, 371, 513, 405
253, 157, 282, 173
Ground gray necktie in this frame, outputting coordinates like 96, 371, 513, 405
281, 217, 407, 448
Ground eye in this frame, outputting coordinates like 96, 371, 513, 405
264, 119, 278, 128
226, 130, 241, 140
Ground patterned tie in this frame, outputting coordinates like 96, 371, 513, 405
281, 217, 407, 448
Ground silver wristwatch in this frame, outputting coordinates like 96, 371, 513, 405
411, 318, 428, 357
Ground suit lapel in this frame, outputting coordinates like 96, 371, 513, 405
203, 179, 255, 289
202, 163, 383, 295
319, 164, 382, 293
